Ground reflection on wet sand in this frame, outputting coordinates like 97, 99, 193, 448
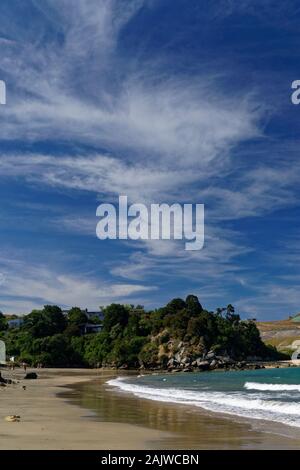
59, 371, 300, 450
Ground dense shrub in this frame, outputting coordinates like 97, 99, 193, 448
0, 296, 286, 367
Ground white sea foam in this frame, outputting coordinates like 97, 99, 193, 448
244, 382, 300, 392
107, 377, 300, 428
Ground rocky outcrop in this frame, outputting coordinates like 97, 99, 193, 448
157, 339, 266, 372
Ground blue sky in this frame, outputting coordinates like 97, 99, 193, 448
1, 0, 300, 319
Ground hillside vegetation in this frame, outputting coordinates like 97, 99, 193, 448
0, 296, 286, 369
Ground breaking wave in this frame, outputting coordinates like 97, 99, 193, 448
108, 377, 300, 428
244, 382, 300, 392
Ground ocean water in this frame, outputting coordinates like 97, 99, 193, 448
108, 367, 300, 429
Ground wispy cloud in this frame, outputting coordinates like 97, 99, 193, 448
0, 254, 156, 314
1, 0, 261, 171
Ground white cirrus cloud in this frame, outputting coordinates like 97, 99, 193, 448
0, 257, 156, 314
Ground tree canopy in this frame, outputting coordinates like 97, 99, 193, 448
0, 296, 286, 368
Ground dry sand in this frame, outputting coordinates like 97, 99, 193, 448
0, 367, 167, 450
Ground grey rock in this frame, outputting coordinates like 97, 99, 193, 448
167, 358, 175, 368
216, 355, 234, 364
24, 372, 38, 380
174, 353, 181, 362
181, 357, 191, 365
206, 351, 216, 360
210, 359, 218, 368
197, 360, 210, 370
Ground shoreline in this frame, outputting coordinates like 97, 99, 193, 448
103, 359, 300, 373
1, 366, 300, 449
61, 368, 300, 449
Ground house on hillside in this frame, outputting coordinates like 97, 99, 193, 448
62, 308, 103, 334
84, 310, 104, 322
83, 323, 103, 334
82, 310, 103, 334
62, 309, 104, 322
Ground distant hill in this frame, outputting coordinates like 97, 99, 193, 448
257, 314, 300, 354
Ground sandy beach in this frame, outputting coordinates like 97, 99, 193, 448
0, 368, 168, 450
1, 367, 300, 450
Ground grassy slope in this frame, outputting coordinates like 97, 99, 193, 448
257, 317, 300, 352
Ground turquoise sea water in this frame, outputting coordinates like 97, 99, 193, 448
108, 367, 300, 428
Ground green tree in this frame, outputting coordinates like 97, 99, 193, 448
102, 304, 129, 331
139, 342, 159, 367
186, 294, 203, 314
225, 304, 240, 325
68, 307, 88, 326
23, 305, 66, 337
0, 312, 8, 331
165, 298, 186, 314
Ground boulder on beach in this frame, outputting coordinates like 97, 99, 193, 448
24, 372, 38, 380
